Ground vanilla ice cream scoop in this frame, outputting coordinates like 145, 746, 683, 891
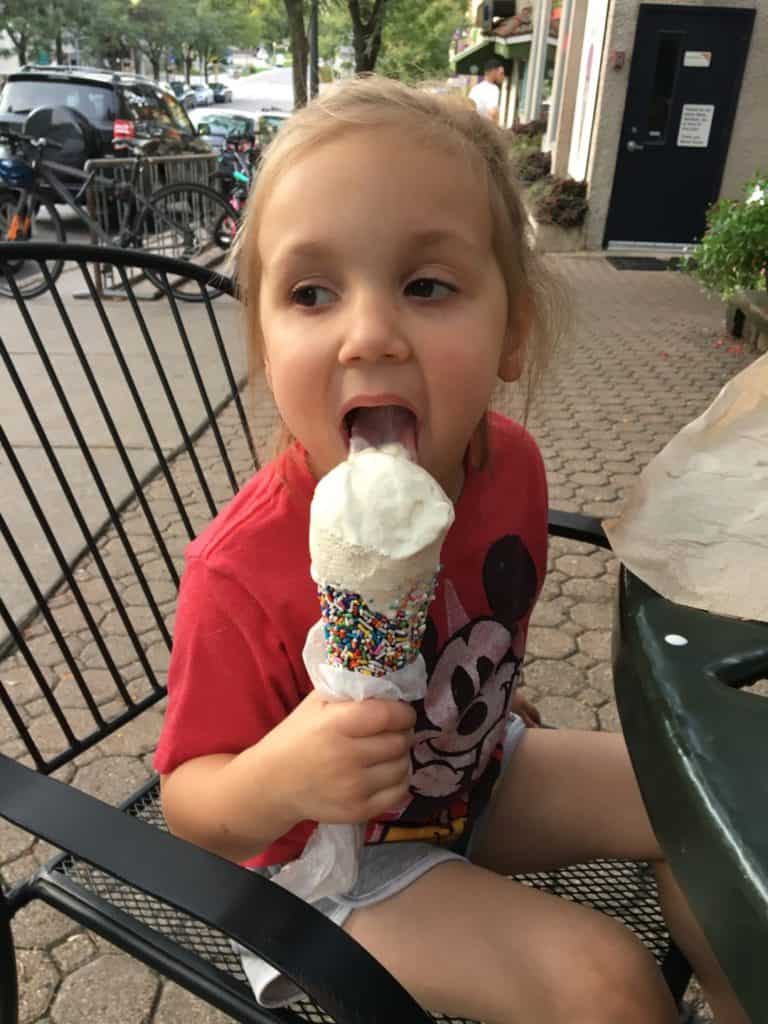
310, 441, 454, 675
310, 444, 454, 610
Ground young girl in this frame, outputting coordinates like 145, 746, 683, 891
155, 77, 745, 1024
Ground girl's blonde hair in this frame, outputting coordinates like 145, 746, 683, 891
232, 74, 566, 464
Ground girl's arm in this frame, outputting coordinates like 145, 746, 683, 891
161, 689, 417, 864
160, 741, 301, 864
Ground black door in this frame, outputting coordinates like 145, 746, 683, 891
604, 4, 754, 246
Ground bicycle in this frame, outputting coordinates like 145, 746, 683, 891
212, 132, 256, 246
0, 125, 239, 301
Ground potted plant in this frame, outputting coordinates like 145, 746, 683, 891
524, 174, 588, 252
513, 148, 551, 184
683, 172, 767, 302
682, 173, 768, 350
506, 118, 546, 163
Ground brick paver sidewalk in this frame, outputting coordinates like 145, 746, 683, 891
1, 254, 760, 1022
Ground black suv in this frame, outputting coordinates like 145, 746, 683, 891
0, 65, 212, 167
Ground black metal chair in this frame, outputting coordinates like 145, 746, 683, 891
0, 243, 692, 1024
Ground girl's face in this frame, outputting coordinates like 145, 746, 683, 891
257, 125, 523, 499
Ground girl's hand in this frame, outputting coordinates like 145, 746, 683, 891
263, 689, 417, 826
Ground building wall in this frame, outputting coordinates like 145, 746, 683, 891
585, 0, 767, 249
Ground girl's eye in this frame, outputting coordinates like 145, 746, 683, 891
405, 278, 456, 299
291, 285, 335, 308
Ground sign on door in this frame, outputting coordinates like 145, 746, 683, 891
677, 104, 715, 148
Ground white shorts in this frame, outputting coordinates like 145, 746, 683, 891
239, 714, 526, 1007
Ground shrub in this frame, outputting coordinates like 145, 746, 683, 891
530, 176, 588, 228
513, 148, 551, 184
682, 173, 768, 300
507, 119, 547, 158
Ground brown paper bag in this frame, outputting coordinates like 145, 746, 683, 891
604, 352, 768, 623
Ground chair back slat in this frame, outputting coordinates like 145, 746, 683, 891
200, 286, 258, 469
0, 244, 262, 773
34, 262, 173, 651
0, 500, 108, 728
161, 272, 241, 499
74, 262, 186, 588
0, 380, 134, 696
0, 594, 80, 768
0, 307, 162, 691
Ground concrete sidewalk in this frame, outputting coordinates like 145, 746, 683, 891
1, 253, 762, 1023
1, 269, 246, 641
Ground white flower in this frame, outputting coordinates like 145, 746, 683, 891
747, 184, 765, 204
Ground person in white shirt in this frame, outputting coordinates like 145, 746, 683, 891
468, 58, 506, 124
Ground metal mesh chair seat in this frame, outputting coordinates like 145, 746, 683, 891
40, 777, 671, 1024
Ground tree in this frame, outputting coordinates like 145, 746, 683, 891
249, 0, 289, 54
347, 0, 390, 72
318, 1, 351, 67
283, 0, 309, 108
127, 0, 187, 80
195, 4, 227, 81
0, 0, 50, 64
86, 0, 132, 67
314, 0, 465, 82
376, 0, 466, 82
175, 20, 199, 83
44, 0, 87, 64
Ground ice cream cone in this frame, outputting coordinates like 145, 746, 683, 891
310, 442, 454, 679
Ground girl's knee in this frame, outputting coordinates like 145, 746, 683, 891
555, 924, 677, 1024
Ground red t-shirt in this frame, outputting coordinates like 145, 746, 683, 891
154, 412, 548, 867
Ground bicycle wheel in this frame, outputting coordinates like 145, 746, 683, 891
136, 182, 238, 302
0, 189, 66, 298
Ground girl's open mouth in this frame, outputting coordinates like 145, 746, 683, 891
344, 405, 419, 461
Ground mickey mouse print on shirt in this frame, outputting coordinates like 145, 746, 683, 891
367, 535, 539, 847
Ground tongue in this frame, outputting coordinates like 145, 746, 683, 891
349, 406, 418, 460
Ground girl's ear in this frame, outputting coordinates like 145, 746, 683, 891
498, 295, 532, 383
498, 336, 525, 383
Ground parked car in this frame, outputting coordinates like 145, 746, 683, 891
210, 82, 233, 104
0, 65, 212, 174
191, 83, 214, 106
257, 108, 290, 145
191, 108, 257, 153
167, 80, 197, 110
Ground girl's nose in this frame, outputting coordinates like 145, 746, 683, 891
337, 291, 411, 364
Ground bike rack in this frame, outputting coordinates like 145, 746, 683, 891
81, 153, 218, 300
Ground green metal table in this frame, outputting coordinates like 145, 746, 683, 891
613, 569, 768, 1021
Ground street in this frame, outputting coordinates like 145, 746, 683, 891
193, 65, 294, 116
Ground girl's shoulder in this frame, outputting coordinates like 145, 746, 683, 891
185, 444, 314, 574
487, 411, 545, 475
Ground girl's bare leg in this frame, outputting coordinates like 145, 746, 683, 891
469, 728, 749, 1024
344, 859, 677, 1023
